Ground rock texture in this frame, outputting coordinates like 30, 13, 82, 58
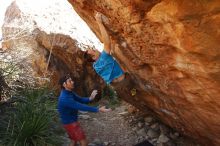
1, 2, 105, 96
67, 0, 220, 145
34, 29, 105, 95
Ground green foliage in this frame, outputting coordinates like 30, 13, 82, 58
101, 85, 120, 109
0, 87, 64, 146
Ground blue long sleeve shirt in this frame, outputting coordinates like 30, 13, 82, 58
57, 89, 99, 124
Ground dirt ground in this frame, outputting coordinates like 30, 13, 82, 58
78, 101, 200, 146
80, 103, 137, 146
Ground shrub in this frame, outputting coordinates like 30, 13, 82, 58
0, 87, 64, 146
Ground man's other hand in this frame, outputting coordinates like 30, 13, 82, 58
89, 90, 98, 101
99, 106, 112, 112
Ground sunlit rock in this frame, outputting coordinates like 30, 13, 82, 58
68, 0, 220, 145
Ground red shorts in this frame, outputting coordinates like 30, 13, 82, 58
63, 122, 86, 141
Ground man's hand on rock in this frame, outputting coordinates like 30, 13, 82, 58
95, 12, 103, 23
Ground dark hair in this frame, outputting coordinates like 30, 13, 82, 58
83, 50, 95, 62
59, 74, 71, 89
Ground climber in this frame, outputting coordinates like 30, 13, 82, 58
84, 12, 137, 96
84, 12, 125, 84
57, 74, 111, 146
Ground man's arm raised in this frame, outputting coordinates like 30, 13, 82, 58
95, 12, 111, 54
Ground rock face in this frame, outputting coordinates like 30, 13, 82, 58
68, 0, 220, 145
34, 29, 105, 95
1, 2, 104, 96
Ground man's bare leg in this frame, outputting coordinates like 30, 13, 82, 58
79, 139, 87, 146
111, 74, 125, 83
69, 140, 77, 146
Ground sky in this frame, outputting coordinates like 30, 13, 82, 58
0, 0, 103, 50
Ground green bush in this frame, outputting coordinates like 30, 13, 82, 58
0, 87, 64, 146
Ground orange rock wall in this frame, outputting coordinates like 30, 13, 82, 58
68, 0, 220, 145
